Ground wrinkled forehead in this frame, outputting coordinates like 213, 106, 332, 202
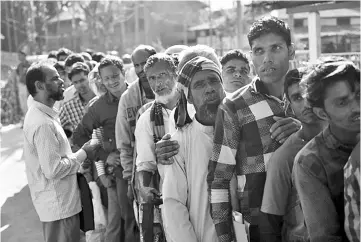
146, 60, 174, 75
325, 79, 360, 100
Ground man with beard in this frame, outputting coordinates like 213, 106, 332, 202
161, 56, 225, 242
22, 62, 99, 242
293, 60, 360, 241
259, 66, 328, 241
72, 56, 139, 242
207, 17, 301, 242
116, 45, 156, 203
134, 53, 180, 241
59, 62, 95, 135
220, 49, 252, 94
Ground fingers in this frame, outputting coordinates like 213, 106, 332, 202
156, 150, 179, 161
155, 139, 179, 150
271, 122, 300, 142
157, 158, 175, 165
161, 133, 172, 140
270, 116, 292, 133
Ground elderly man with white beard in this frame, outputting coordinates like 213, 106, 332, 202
134, 53, 180, 241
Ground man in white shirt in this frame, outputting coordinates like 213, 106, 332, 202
161, 56, 226, 242
23, 61, 99, 242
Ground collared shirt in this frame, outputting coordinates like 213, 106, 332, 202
261, 130, 309, 241
59, 93, 87, 130
23, 100, 84, 222
293, 126, 355, 242
208, 78, 286, 242
162, 117, 218, 242
73, 90, 123, 161
344, 141, 360, 242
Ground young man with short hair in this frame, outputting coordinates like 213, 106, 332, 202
73, 56, 138, 242
293, 60, 360, 241
220, 49, 252, 94
57, 47, 73, 62
208, 16, 300, 242
259, 66, 327, 241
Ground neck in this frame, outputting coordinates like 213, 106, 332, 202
195, 113, 214, 127
263, 76, 285, 99
80, 91, 95, 103
329, 123, 359, 146
34, 95, 55, 108
158, 91, 180, 110
300, 121, 327, 141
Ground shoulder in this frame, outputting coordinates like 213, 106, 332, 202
87, 96, 100, 108
120, 80, 140, 101
136, 107, 151, 130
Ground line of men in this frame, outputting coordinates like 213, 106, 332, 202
22, 15, 359, 242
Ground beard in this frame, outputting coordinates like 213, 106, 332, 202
155, 85, 178, 105
198, 102, 220, 123
46, 85, 64, 101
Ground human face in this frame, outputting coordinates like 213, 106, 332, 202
43, 66, 65, 101
222, 58, 251, 93
189, 70, 225, 124
251, 33, 294, 84
287, 82, 319, 124
71, 71, 91, 96
132, 49, 152, 80
146, 61, 177, 97
315, 80, 360, 133
99, 64, 125, 95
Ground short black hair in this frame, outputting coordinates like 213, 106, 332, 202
284, 66, 312, 101
98, 56, 124, 76
64, 53, 85, 68
248, 16, 292, 48
92, 52, 106, 63
26, 62, 50, 96
56, 47, 72, 61
54, 61, 65, 72
68, 62, 90, 81
132, 45, 157, 58
144, 53, 177, 74
303, 61, 360, 108
48, 50, 58, 59
81, 52, 92, 61
220, 49, 250, 67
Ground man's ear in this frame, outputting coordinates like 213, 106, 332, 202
313, 107, 329, 121
288, 43, 296, 60
35, 80, 45, 91
188, 90, 194, 105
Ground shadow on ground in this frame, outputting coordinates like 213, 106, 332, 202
1, 185, 42, 242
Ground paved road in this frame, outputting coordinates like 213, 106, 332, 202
0, 124, 43, 242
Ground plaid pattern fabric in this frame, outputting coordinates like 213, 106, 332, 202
59, 94, 86, 130
293, 126, 355, 241
150, 102, 166, 143
344, 142, 360, 242
207, 78, 286, 242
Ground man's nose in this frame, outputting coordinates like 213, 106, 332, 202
263, 51, 274, 64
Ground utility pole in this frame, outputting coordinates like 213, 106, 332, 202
236, 0, 243, 49
5, 2, 12, 52
208, 0, 213, 47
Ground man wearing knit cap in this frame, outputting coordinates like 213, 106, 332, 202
161, 56, 225, 242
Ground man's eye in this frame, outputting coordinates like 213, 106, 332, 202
227, 69, 235, 73
273, 45, 282, 51
254, 49, 263, 55
149, 76, 156, 81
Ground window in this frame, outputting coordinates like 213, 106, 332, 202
294, 19, 304, 28
337, 17, 350, 26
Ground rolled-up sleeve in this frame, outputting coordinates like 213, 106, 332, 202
35, 124, 80, 180
162, 154, 197, 242
293, 153, 343, 242
135, 111, 157, 173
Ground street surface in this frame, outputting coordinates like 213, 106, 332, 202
0, 124, 42, 242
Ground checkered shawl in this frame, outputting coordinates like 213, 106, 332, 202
176, 56, 222, 127
207, 77, 287, 242
59, 94, 85, 130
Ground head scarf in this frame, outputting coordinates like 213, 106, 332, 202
175, 56, 222, 127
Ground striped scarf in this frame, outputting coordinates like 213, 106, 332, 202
150, 101, 166, 144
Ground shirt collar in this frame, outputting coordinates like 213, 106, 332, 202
32, 100, 59, 119
105, 91, 119, 104
249, 76, 287, 104
322, 126, 355, 152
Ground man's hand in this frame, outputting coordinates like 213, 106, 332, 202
270, 116, 301, 144
139, 186, 162, 205
82, 140, 101, 160
106, 151, 121, 166
98, 174, 113, 188
155, 133, 179, 165
127, 183, 134, 202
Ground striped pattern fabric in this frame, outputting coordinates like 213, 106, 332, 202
23, 100, 81, 222
150, 102, 166, 143
59, 94, 85, 130
344, 142, 360, 242
207, 78, 286, 242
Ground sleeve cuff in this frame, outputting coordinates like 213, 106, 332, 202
75, 149, 87, 163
